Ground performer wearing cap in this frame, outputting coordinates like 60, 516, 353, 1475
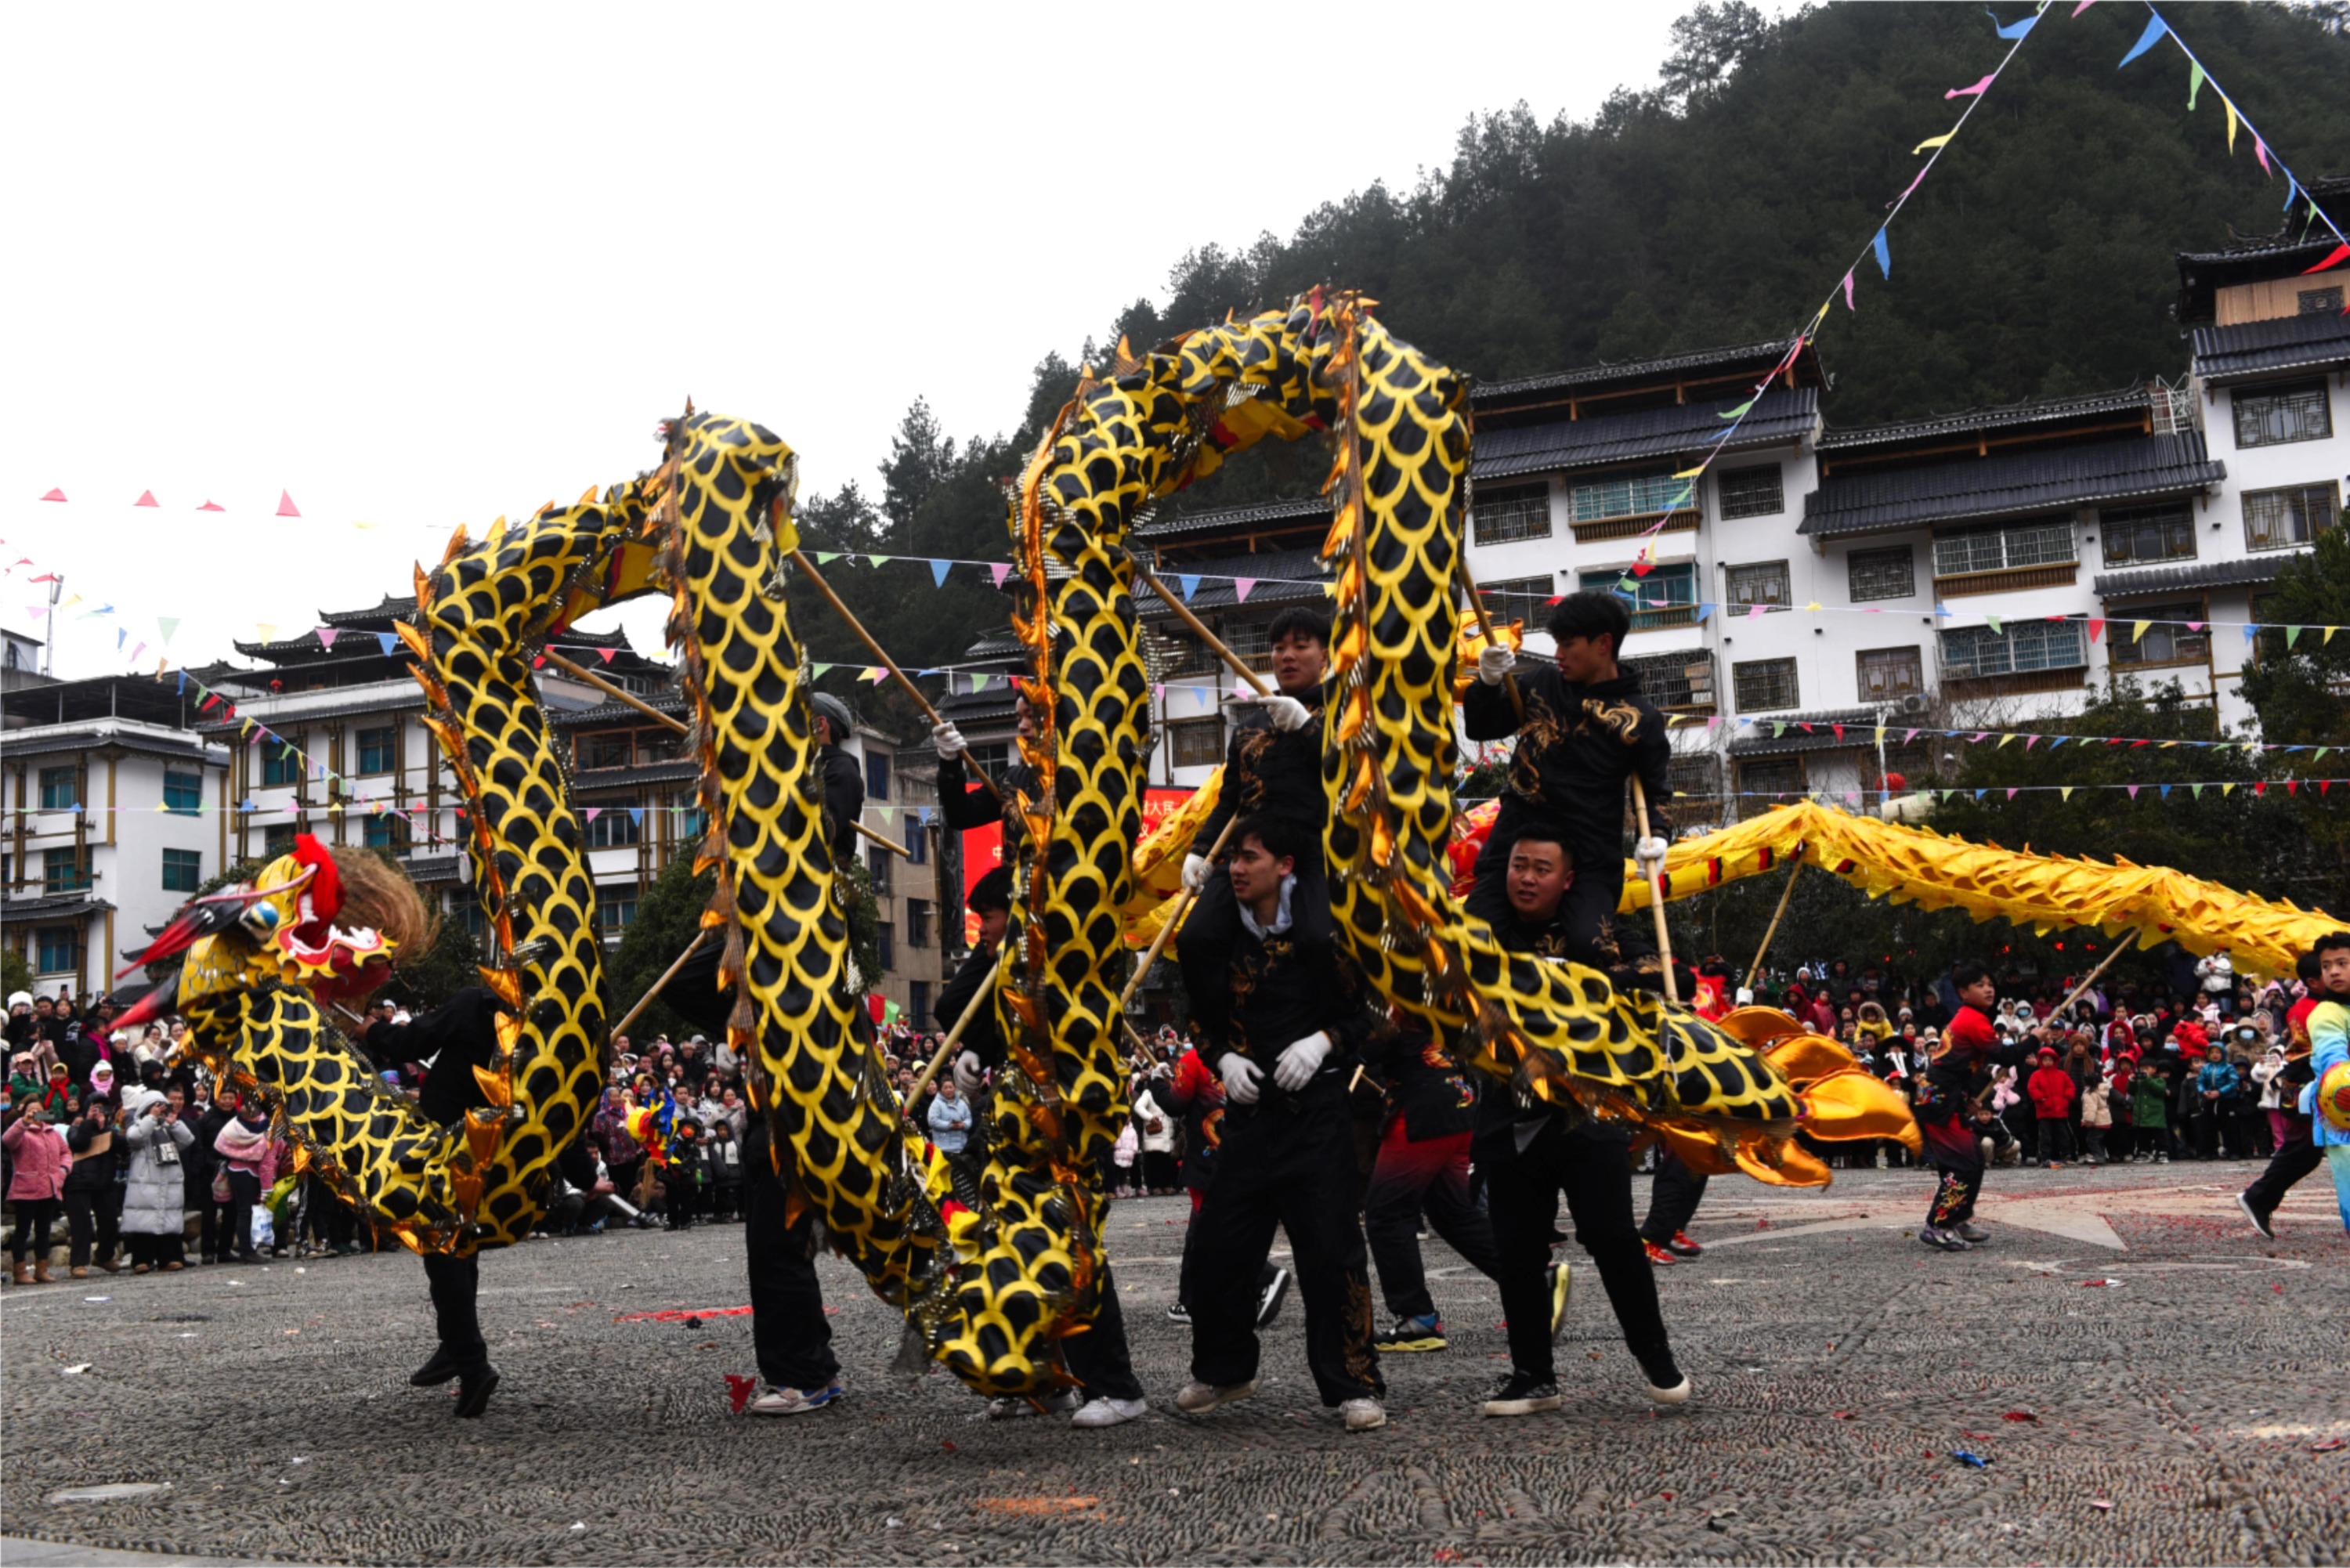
937, 865, 1149, 1428
1914, 963, 2036, 1252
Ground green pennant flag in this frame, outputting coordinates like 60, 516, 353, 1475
1987, 615, 2004, 634
1772, 721, 1787, 738
815, 551, 842, 565
2187, 60, 2205, 109
157, 616, 180, 644
2286, 625, 2305, 648
1719, 399, 1756, 421
2318, 747, 2332, 763
2192, 783, 2204, 799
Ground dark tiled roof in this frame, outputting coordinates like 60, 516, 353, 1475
935, 688, 1020, 726
1473, 388, 1818, 481
956, 633, 1027, 661
0, 891, 115, 922
1815, 385, 2154, 453
1726, 708, 1885, 758
1475, 339, 1818, 402
194, 691, 426, 735
552, 692, 689, 728
320, 595, 419, 627
1136, 496, 1330, 542
2189, 309, 2350, 383
2094, 552, 2303, 599
400, 853, 466, 886
1799, 434, 2225, 540
1133, 549, 1331, 615
571, 761, 701, 791
0, 724, 219, 764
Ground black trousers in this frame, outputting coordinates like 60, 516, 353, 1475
1063, 1261, 1145, 1403
64, 1187, 121, 1267
743, 1175, 840, 1392
1188, 1076, 1382, 1405
1484, 1118, 1672, 1385
2244, 1118, 2322, 1214
1362, 1123, 1500, 1321
421, 1251, 486, 1371
1640, 1154, 1708, 1245
9, 1197, 60, 1263
225, 1169, 261, 1256
1921, 1111, 1987, 1228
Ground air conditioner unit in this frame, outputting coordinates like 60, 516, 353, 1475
1897, 693, 1931, 717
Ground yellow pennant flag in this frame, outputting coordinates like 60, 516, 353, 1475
1999, 732, 2019, 748
1913, 132, 1955, 155
2225, 99, 2239, 153
2060, 787, 2075, 801
2222, 783, 2236, 797
2131, 620, 2150, 642
255, 623, 278, 643
1804, 601, 1822, 613
1674, 463, 1705, 479
2327, 626, 2339, 645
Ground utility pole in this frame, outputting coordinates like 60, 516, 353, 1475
42, 574, 60, 676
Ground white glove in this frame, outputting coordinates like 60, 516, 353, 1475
1635, 836, 1668, 869
1273, 1030, 1332, 1092
1181, 853, 1212, 894
931, 721, 967, 759
1477, 645, 1516, 685
1218, 1052, 1262, 1106
1253, 693, 1311, 732
953, 1050, 984, 1097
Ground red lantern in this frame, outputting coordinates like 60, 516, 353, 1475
1883, 771, 1908, 793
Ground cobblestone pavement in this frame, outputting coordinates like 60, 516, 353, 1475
5, 1161, 2345, 1565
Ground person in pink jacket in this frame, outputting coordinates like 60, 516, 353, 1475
7, 1104, 73, 1283
212, 1108, 279, 1263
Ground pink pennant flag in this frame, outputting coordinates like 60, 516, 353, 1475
2127, 785, 2139, 799
316, 627, 339, 650
276, 490, 302, 518
1233, 578, 1257, 603
197, 499, 224, 512
1842, 271, 1856, 312
598, 647, 617, 664
1946, 73, 1995, 99
1746, 603, 1767, 620
989, 562, 1013, 588
1903, 728, 1919, 743
1706, 716, 1721, 731
2186, 620, 2204, 631
40, 488, 66, 503
2072, 0, 2097, 14
134, 490, 159, 508
1891, 166, 1929, 205
2025, 735, 2040, 750
2254, 138, 2271, 177
2006, 788, 2019, 800
584, 807, 602, 823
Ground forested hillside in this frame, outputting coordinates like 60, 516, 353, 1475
791, 0, 2350, 738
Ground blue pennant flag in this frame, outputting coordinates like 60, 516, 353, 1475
1873, 228, 1892, 279
930, 559, 951, 588
1178, 575, 1201, 603
2118, 14, 2167, 67
1986, 7, 2037, 39
377, 632, 399, 656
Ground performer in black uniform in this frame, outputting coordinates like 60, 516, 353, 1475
360, 986, 589, 1419
934, 865, 1149, 1426
1462, 591, 1672, 969
933, 699, 1039, 842
1177, 608, 1333, 1055
1176, 814, 1386, 1432
1475, 833, 1686, 1418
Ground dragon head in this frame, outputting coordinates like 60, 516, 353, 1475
114, 835, 420, 1029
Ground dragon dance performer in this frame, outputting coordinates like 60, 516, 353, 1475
1177, 608, 1336, 1054
358, 982, 602, 1419
1153, 1026, 1295, 1335
1358, 1018, 1515, 1356
1462, 591, 1672, 971
932, 697, 1038, 845
1477, 832, 1684, 1419
2241, 934, 2350, 1238
1916, 962, 2037, 1252
938, 866, 1148, 1428
1175, 814, 1386, 1433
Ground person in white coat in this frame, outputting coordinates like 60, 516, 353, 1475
120, 1083, 196, 1272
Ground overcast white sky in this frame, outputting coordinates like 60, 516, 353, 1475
2, 2, 1708, 681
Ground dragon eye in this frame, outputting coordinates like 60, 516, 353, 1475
242, 904, 281, 934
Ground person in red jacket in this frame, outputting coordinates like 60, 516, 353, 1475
2026, 1047, 2078, 1168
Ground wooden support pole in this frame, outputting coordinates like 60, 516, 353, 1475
789, 549, 1002, 805
542, 649, 687, 736
1630, 776, 1678, 1006
1746, 854, 1805, 986
612, 928, 712, 1042
1131, 558, 1272, 698
2051, 940, 2131, 1023
905, 951, 1006, 1110
1116, 818, 1238, 1014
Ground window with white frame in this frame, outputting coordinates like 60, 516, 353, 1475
1168, 718, 1224, 769
1580, 563, 1697, 624
1855, 645, 1925, 701
162, 847, 202, 893
1846, 545, 1917, 603
1940, 619, 2087, 678
1717, 464, 1784, 519
1568, 470, 1691, 525
2099, 502, 2196, 565
2241, 482, 2340, 552
164, 770, 203, 815
1932, 518, 2076, 578
584, 809, 642, 848
1724, 560, 1790, 608
2231, 380, 2331, 449
1470, 482, 1553, 546
38, 766, 77, 810
36, 925, 80, 974
355, 725, 397, 775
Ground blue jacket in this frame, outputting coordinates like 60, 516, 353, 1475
2196, 1061, 2240, 1098
926, 1090, 973, 1154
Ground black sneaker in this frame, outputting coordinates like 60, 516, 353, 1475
453, 1364, 500, 1419
1956, 1222, 1992, 1245
1166, 1302, 1191, 1324
1255, 1266, 1292, 1331
1482, 1372, 1561, 1418
410, 1346, 466, 1387
1373, 1315, 1447, 1353
2237, 1191, 2275, 1241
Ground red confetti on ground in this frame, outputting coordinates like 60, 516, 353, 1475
613, 1306, 757, 1323
1755, 1218, 1771, 1230
942, 1440, 959, 1453
2001, 1411, 2039, 1422
1831, 1411, 1856, 1420
725, 1374, 757, 1414
2312, 1438, 2346, 1454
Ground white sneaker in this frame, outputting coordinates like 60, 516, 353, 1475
1070, 1396, 1148, 1428
1647, 1375, 1693, 1407
746, 1377, 845, 1415
1340, 1396, 1386, 1432
987, 1388, 1083, 1420
1173, 1378, 1256, 1414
